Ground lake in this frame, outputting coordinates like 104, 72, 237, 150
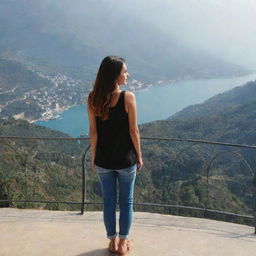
36, 73, 256, 137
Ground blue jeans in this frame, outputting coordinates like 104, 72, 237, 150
96, 164, 137, 239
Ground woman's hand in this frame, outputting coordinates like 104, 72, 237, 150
137, 155, 143, 172
88, 104, 97, 172
91, 157, 96, 171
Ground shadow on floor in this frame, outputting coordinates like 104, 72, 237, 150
77, 248, 119, 256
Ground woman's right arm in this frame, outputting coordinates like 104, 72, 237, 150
87, 105, 97, 170
126, 91, 143, 172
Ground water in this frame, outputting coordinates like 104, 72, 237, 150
36, 73, 256, 137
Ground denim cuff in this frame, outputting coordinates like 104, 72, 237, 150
119, 234, 129, 239
107, 233, 118, 239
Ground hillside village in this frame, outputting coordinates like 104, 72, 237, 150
0, 68, 152, 122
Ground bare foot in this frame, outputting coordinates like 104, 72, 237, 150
109, 237, 119, 253
118, 239, 133, 255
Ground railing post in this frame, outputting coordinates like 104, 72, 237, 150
81, 145, 90, 215
81, 152, 86, 215
204, 164, 210, 219
253, 172, 256, 235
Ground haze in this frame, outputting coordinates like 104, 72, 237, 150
55, 0, 256, 70
130, 0, 256, 70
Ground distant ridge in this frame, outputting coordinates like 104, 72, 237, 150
137, 83, 256, 217
169, 80, 256, 120
0, 0, 250, 83
141, 80, 256, 145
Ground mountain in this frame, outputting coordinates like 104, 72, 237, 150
0, 57, 54, 120
1, 92, 255, 223
0, 0, 250, 84
169, 80, 256, 120
141, 80, 256, 145
0, 58, 52, 93
0, 56, 91, 121
2, 80, 256, 224
141, 99, 256, 145
0, 118, 86, 210
138, 82, 256, 217
0, 118, 154, 212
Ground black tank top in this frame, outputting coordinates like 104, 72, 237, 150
94, 91, 137, 169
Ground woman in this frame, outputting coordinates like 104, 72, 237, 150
87, 56, 143, 255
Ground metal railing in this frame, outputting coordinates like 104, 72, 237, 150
0, 136, 255, 234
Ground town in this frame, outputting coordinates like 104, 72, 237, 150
1, 69, 152, 123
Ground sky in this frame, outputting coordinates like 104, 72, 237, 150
115, 0, 256, 69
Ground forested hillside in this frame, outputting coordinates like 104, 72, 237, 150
0, 119, 86, 210
139, 86, 256, 221
170, 80, 256, 120
1, 94, 255, 224
1, 80, 256, 225
0, 58, 52, 92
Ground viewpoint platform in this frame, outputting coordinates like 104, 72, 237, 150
0, 208, 255, 256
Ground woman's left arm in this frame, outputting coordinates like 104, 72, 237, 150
87, 105, 97, 170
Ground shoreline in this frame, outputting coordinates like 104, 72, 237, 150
29, 72, 256, 124
29, 104, 78, 124
30, 79, 154, 124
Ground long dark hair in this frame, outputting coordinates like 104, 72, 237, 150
88, 56, 125, 120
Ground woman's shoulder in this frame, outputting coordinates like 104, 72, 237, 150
124, 90, 135, 100
124, 90, 136, 111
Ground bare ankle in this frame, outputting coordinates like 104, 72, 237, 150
109, 237, 119, 252
118, 239, 132, 254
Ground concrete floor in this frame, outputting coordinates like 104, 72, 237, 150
0, 208, 255, 256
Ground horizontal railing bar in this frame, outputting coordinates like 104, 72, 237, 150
134, 202, 206, 211
0, 200, 83, 205
0, 136, 90, 141
141, 136, 256, 149
1, 136, 256, 149
133, 202, 254, 219
0, 200, 253, 219
206, 208, 254, 219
